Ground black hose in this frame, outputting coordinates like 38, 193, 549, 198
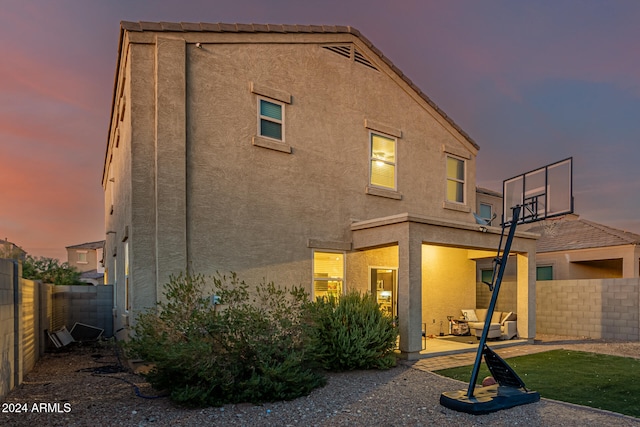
89, 372, 168, 399
75, 334, 168, 399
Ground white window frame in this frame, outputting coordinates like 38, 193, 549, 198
257, 96, 285, 142
446, 154, 466, 204
113, 257, 117, 309
77, 250, 88, 264
369, 131, 397, 191
124, 242, 130, 312
312, 250, 346, 300
479, 203, 493, 224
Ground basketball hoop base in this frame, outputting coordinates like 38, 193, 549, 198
440, 385, 540, 415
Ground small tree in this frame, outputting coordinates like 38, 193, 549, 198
22, 255, 82, 285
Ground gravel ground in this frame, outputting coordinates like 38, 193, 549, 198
2, 336, 640, 426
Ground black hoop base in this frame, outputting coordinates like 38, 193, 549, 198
440, 385, 540, 415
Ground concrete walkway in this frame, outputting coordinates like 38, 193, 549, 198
408, 338, 579, 371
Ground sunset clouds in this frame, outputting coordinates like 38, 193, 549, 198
1, 0, 639, 258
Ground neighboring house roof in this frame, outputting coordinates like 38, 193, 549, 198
476, 187, 502, 198
104, 21, 479, 182
80, 269, 104, 280
0, 239, 26, 260
524, 216, 640, 253
66, 240, 105, 250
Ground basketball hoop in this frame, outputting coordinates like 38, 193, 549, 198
441, 158, 574, 415
502, 157, 573, 226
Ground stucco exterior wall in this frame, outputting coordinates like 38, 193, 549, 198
105, 30, 481, 316
536, 245, 640, 280
102, 26, 542, 353
67, 248, 99, 273
349, 246, 399, 294
476, 259, 517, 312
183, 36, 476, 286
422, 245, 477, 336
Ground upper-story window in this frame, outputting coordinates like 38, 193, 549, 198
446, 155, 465, 203
77, 251, 88, 264
370, 132, 397, 190
479, 203, 493, 224
258, 97, 284, 141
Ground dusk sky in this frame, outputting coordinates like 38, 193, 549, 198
1, 0, 639, 261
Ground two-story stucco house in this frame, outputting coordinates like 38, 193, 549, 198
66, 240, 105, 285
102, 21, 538, 358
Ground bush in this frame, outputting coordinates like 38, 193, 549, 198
306, 291, 398, 371
125, 272, 325, 407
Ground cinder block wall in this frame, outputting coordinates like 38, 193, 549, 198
537, 278, 640, 340
0, 259, 17, 399
0, 269, 114, 400
21, 279, 39, 375
50, 285, 113, 338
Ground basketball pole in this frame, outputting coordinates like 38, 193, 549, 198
466, 204, 521, 398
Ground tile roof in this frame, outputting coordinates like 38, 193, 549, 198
118, 21, 479, 151
523, 217, 640, 252
80, 269, 105, 280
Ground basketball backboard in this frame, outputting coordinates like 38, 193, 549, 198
503, 157, 573, 225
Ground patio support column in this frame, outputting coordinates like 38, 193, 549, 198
397, 225, 423, 359
516, 253, 535, 340
622, 248, 639, 278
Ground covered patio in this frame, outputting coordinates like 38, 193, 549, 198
419, 335, 529, 358
351, 213, 539, 359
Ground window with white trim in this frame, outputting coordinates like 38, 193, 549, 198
313, 251, 344, 300
258, 97, 284, 141
124, 242, 130, 311
370, 132, 397, 190
479, 203, 493, 224
77, 251, 88, 264
446, 155, 465, 203
113, 257, 117, 309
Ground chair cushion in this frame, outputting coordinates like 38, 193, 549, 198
501, 312, 517, 324
491, 311, 503, 323
461, 309, 478, 321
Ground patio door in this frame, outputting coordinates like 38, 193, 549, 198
370, 267, 397, 317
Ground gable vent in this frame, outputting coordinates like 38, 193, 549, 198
323, 44, 351, 59
322, 44, 379, 71
353, 48, 378, 70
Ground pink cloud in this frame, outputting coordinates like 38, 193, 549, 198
0, 152, 103, 260
0, 48, 105, 115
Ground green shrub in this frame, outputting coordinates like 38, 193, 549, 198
125, 272, 325, 407
306, 291, 398, 371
